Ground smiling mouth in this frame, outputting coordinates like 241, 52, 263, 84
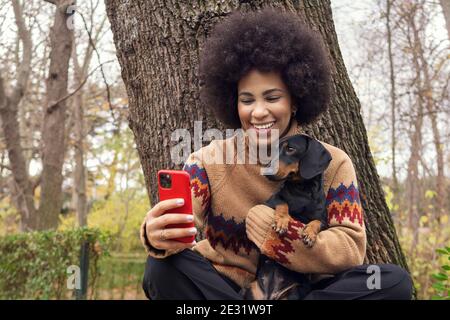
252, 121, 275, 130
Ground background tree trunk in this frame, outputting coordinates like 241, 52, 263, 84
70, 27, 94, 227
386, 0, 399, 202
105, 0, 410, 272
38, 0, 75, 230
0, 0, 36, 231
439, 0, 450, 39
70, 2, 107, 227
71, 53, 88, 227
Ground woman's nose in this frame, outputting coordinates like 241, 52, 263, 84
251, 101, 270, 119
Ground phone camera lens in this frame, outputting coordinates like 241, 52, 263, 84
160, 173, 172, 188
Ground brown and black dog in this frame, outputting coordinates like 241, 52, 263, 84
241, 134, 332, 300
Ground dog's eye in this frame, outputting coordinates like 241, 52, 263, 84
286, 146, 296, 154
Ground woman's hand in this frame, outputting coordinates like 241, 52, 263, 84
145, 198, 197, 251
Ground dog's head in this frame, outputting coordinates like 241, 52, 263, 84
266, 134, 332, 181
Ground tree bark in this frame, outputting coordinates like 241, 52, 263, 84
386, 0, 399, 201
38, 0, 75, 230
70, 7, 107, 227
105, 0, 410, 271
412, 4, 446, 224
0, 0, 36, 231
71, 37, 91, 227
439, 0, 450, 40
0, 101, 37, 231
71, 49, 88, 227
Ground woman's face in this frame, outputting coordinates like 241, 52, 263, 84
237, 69, 295, 147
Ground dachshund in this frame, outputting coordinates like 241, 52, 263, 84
241, 133, 332, 300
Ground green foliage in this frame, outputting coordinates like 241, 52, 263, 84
87, 192, 149, 252
59, 192, 149, 252
0, 227, 111, 299
0, 198, 20, 236
383, 185, 399, 213
397, 211, 450, 299
94, 252, 147, 300
392, 185, 450, 299
431, 247, 450, 300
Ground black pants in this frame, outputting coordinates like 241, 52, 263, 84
143, 249, 413, 300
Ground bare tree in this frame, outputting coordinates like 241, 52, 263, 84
386, 0, 399, 198
395, 1, 448, 242
37, 0, 75, 230
0, 0, 75, 230
70, 0, 107, 227
0, 0, 35, 231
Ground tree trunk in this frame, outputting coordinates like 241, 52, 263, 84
405, 4, 447, 229
405, 104, 423, 255
70, 7, 106, 227
439, 0, 450, 40
38, 0, 74, 230
71, 41, 88, 228
72, 88, 88, 227
105, 0, 410, 271
0, 103, 37, 231
0, 0, 36, 231
412, 20, 446, 223
386, 0, 399, 201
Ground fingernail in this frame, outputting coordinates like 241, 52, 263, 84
186, 215, 194, 222
176, 198, 184, 205
188, 227, 197, 234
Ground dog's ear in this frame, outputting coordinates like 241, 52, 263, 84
299, 136, 332, 180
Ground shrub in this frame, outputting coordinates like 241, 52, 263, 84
431, 247, 450, 300
0, 227, 111, 299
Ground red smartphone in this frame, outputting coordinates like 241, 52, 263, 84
157, 170, 194, 243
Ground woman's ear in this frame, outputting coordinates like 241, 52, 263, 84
292, 105, 297, 115
299, 137, 332, 180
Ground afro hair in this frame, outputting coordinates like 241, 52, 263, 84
198, 7, 332, 129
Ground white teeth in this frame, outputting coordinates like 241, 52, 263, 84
253, 122, 275, 129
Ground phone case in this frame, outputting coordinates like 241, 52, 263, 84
157, 170, 195, 243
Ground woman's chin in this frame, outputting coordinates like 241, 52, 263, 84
246, 128, 280, 147
248, 135, 277, 150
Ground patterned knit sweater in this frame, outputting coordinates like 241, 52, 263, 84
140, 119, 367, 289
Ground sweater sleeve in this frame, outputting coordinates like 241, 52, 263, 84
245, 152, 366, 274
140, 150, 211, 258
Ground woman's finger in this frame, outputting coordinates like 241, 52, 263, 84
153, 213, 194, 229
150, 226, 197, 243
158, 239, 197, 251
150, 198, 185, 218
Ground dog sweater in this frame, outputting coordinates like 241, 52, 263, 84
140, 119, 367, 289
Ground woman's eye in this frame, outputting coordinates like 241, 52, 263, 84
267, 96, 280, 102
241, 100, 254, 104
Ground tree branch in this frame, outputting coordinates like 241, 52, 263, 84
77, 10, 117, 124
0, 76, 7, 110
0, 163, 11, 171
10, 0, 32, 106
46, 59, 114, 113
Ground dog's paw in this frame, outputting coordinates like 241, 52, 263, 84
273, 216, 290, 235
272, 222, 286, 234
301, 227, 317, 248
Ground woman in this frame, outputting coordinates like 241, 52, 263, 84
140, 8, 413, 300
